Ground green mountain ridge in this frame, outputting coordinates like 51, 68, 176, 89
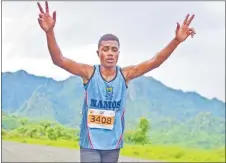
2, 69, 225, 149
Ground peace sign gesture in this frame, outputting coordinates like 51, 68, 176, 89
37, 1, 56, 33
175, 14, 196, 43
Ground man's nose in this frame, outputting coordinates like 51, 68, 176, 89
107, 53, 113, 57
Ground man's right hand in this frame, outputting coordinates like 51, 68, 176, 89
36, 1, 94, 84
37, 1, 56, 33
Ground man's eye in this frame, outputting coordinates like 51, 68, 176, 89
103, 47, 109, 51
112, 48, 118, 52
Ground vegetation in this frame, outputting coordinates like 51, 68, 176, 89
2, 114, 225, 162
2, 71, 225, 162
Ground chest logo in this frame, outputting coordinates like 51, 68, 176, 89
105, 86, 113, 100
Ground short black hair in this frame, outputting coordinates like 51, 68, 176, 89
98, 33, 120, 49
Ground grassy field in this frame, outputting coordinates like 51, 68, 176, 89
3, 136, 225, 162
2, 116, 225, 162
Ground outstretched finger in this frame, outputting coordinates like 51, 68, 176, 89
38, 17, 44, 22
189, 28, 196, 38
186, 14, 195, 26
176, 22, 180, 32
183, 14, 189, 25
189, 31, 195, 38
45, 1, 49, 13
39, 13, 44, 19
53, 11, 56, 21
189, 27, 196, 34
37, 2, 44, 13
37, 17, 44, 25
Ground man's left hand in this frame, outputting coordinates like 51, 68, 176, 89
175, 14, 196, 43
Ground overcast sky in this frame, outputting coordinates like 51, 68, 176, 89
2, 1, 225, 102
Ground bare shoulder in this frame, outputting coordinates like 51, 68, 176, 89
61, 57, 95, 82
82, 63, 96, 84
121, 65, 135, 83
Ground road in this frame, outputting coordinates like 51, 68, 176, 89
2, 141, 161, 162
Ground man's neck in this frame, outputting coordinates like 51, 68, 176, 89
100, 65, 116, 78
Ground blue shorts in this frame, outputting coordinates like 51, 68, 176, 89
80, 147, 120, 163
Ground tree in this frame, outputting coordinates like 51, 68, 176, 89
20, 118, 29, 125
131, 117, 150, 144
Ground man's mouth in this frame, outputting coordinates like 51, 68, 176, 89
106, 58, 114, 63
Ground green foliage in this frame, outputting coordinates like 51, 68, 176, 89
124, 117, 150, 144
2, 114, 23, 130
2, 129, 7, 137
3, 119, 79, 142
2, 115, 225, 162
139, 117, 150, 133
2, 70, 225, 150
19, 118, 29, 125
2, 111, 225, 149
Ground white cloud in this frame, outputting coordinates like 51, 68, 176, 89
2, 44, 96, 80
2, 1, 225, 102
2, 42, 127, 81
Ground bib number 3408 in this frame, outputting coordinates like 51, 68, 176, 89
87, 109, 115, 130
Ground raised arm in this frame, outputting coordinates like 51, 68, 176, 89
37, 1, 93, 82
122, 14, 196, 83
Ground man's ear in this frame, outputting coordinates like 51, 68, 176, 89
96, 50, 100, 57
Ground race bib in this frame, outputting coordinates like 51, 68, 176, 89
87, 108, 115, 130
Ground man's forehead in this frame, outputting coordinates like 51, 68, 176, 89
99, 40, 119, 47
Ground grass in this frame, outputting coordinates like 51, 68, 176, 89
3, 137, 80, 149
3, 136, 225, 162
121, 144, 225, 162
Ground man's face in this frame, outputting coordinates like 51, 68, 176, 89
97, 40, 120, 69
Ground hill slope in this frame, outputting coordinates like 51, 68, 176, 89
2, 70, 225, 148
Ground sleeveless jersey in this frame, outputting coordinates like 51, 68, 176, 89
79, 64, 127, 150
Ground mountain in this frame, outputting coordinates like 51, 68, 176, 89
2, 70, 225, 148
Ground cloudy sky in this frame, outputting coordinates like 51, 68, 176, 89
2, 1, 225, 102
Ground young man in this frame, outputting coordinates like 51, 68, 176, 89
37, 1, 196, 162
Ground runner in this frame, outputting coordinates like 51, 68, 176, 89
37, 1, 196, 162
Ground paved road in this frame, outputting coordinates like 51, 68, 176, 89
2, 141, 161, 162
